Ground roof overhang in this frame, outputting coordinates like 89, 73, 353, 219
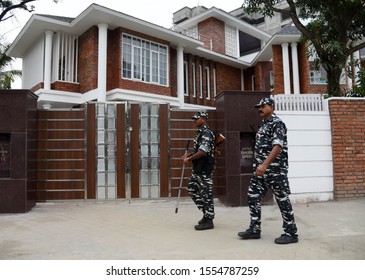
251, 33, 301, 64
173, 7, 271, 42
7, 3, 204, 58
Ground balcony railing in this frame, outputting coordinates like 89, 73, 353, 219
271, 94, 328, 111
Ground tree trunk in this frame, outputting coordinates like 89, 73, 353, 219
325, 67, 343, 96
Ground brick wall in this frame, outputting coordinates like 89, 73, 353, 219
198, 17, 225, 54
272, 45, 284, 94
272, 43, 328, 95
78, 26, 98, 93
329, 99, 365, 198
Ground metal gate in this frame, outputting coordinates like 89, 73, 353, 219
35, 103, 214, 201
36, 109, 86, 200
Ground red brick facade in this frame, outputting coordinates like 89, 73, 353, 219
71, 24, 243, 106
78, 26, 98, 94
272, 43, 329, 95
329, 99, 365, 199
198, 18, 225, 54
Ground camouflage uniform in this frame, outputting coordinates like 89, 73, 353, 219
248, 113, 298, 236
187, 123, 216, 220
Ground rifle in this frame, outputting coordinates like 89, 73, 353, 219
214, 133, 225, 156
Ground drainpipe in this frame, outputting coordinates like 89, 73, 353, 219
177, 46, 184, 108
98, 23, 108, 103
291, 43, 300, 94
44, 31, 53, 90
282, 43, 291, 95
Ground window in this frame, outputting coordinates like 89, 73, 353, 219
225, 24, 237, 57
270, 71, 274, 89
122, 34, 168, 86
192, 63, 196, 97
310, 70, 327, 84
199, 64, 203, 98
310, 65, 346, 85
206, 66, 210, 100
184, 62, 189, 96
213, 68, 217, 97
52, 32, 78, 83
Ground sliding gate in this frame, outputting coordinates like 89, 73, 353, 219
36, 102, 169, 200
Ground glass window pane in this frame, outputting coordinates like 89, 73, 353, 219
141, 131, 149, 144
141, 104, 149, 115
150, 131, 158, 142
151, 185, 159, 198
107, 104, 115, 116
150, 144, 159, 157
151, 104, 159, 115
107, 172, 116, 186
141, 118, 148, 129
97, 173, 105, 185
141, 186, 149, 198
97, 159, 105, 171
97, 145, 105, 157
107, 132, 115, 144
97, 118, 105, 129
107, 118, 115, 128
107, 145, 115, 156
107, 158, 115, 170
150, 158, 159, 169
151, 171, 159, 185
107, 186, 116, 199
151, 117, 158, 129
97, 132, 105, 144
140, 172, 149, 185
97, 186, 105, 199
141, 145, 149, 156
141, 158, 149, 169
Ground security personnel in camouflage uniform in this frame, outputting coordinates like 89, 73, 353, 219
183, 111, 216, 230
238, 98, 298, 244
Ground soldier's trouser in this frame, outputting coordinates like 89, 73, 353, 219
248, 174, 297, 236
187, 172, 215, 220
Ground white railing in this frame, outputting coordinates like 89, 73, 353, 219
271, 94, 327, 111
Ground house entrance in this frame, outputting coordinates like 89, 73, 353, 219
36, 102, 170, 200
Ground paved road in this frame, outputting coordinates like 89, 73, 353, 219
0, 197, 364, 260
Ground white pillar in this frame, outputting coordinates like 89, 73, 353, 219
44, 30, 53, 90
177, 46, 184, 108
282, 43, 291, 94
291, 43, 300, 94
98, 23, 108, 102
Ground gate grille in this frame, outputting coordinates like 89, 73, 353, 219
36, 109, 86, 200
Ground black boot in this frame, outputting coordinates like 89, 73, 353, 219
198, 215, 208, 225
195, 218, 214, 230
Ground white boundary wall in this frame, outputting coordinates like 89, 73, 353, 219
276, 111, 334, 203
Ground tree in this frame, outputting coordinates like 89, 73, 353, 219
0, 1, 59, 88
0, 41, 21, 88
242, 0, 365, 96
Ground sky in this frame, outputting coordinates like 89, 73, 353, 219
2, 0, 244, 43
1, 0, 244, 88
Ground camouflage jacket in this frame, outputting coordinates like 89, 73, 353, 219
253, 114, 288, 175
192, 124, 215, 174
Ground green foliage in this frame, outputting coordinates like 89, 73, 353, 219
0, 41, 21, 89
242, 0, 365, 97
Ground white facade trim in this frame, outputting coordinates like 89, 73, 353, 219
281, 42, 291, 94
44, 31, 53, 90
291, 42, 300, 94
97, 23, 108, 102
